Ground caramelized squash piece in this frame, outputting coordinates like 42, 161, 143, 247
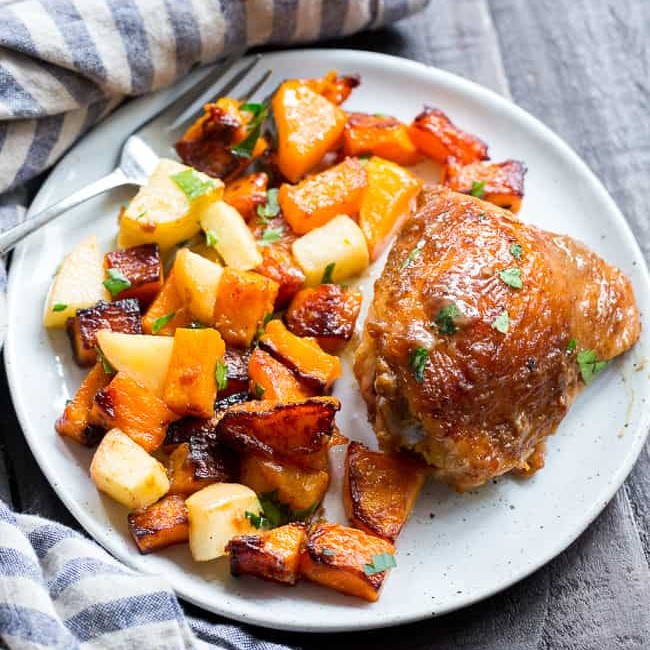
228, 522, 307, 585
168, 442, 221, 496
142, 269, 192, 336
408, 106, 488, 164
248, 348, 312, 402
299, 522, 396, 602
442, 159, 526, 212
128, 494, 189, 554
55, 363, 111, 446
213, 269, 279, 348
223, 173, 269, 222
66, 299, 142, 366
164, 415, 218, 451
254, 246, 305, 309
344, 442, 426, 542
92, 372, 178, 452
359, 156, 422, 261
285, 285, 362, 353
221, 348, 251, 397
240, 454, 329, 512
303, 70, 360, 105
163, 328, 225, 418
217, 397, 339, 468
343, 113, 420, 166
103, 244, 163, 306
259, 319, 342, 392
279, 158, 368, 235
272, 80, 347, 183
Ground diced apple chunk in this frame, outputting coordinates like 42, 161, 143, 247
291, 215, 369, 286
200, 201, 262, 271
95, 331, 173, 398
173, 248, 223, 325
44, 235, 109, 327
185, 483, 262, 561
90, 428, 169, 509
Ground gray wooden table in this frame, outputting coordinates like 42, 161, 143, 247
1, 1, 648, 648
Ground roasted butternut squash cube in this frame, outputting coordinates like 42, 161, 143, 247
92, 372, 178, 452
343, 113, 421, 166
302, 70, 360, 105
167, 442, 221, 496
220, 348, 251, 397
359, 156, 422, 260
164, 414, 218, 451
272, 80, 347, 183
213, 269, 278, 348
299, 522, 396, 602
66, 299, 142, 367
285, 285, 362, 353
254, 246, 305, 309
442, 159, 526, 213
55, 363, 111, 446
217, 397, 339, 468
142, 269, 192, 336
223, 173, 269, 222
248, 348, 313, 402
344, 441, 426, 542
259, 319, 342, 392
103, 244, 163, 305
408, 107, 488, 164
128, 494, 189, 554
279, 158, 368, 235
228, 522, 307, 585
240, 454, 329, 512
162, 327, 225, 418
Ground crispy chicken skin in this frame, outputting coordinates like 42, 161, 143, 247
354, 187, 640, 491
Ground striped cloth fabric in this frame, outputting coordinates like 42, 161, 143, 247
0, 1, 428, 648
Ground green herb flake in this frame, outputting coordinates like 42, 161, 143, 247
577, 349, 608, 384
566, 338, 577, 353
232, 104, 269, 158
259, 226, 284, 247
498, 267, 523, 289
470, 180, 486, 198
292, 501, 319, 522
94, 346, 115, 375
363, 553, 397, 576
409, 347, 428, 383
135, 211, 147, 220
435, 303, 461, 335
245, 510, 269, 529
358, 155, 370, 166
321, 262, 336, 284
52, 303, 68, 312
258, 491, 318, 528
256, 188, 280, 221
215, 359, 229, 392
170, 168, 217, 202
491, 310, 510, 334
254, 383, 266, 398
205, 229, 219, 248
103, 268, 132, 297
152, 312, 175, 334
401, 241, 424, 270
509, 243, 523, 260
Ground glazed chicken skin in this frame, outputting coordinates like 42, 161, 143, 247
354, 187, 640, 491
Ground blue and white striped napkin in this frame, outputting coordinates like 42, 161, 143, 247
0, 1, 428, 648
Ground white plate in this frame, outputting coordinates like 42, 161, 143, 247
5, 50, 650, 633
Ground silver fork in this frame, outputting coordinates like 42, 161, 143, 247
0, 51, 272, 256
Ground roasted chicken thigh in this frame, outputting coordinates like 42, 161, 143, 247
355, 187, 640, 491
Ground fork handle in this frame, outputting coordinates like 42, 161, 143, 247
0, 168, 134, 256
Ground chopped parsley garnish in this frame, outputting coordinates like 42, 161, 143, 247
170, 168, 216, 201
321, 262, 336, 284
103, 268, 131, 297
259, 226, 284, 247
215, 359, 229, 392
94, 346, 115, 375
435, 303, 461, 335
491, 310, 510, 334
152, 312, 175, 334
401, 241, 424, 269
363, 553, 396, 576
258, 491, 318, 527
255, 312, 273, 341
254, 383, 266, 398
256, 188, 280, 222
409, 347, 428, 383
52, 303, 67, 312
509, 243, 523, 260
232, 103, 268, 158
499, 267, 523, 289
245, 510, 269, 529
566, 338, 577, 353
205, 229, 219, 248
358, 155, 370, 166
292, 501, 319, 521
470, 180, 486, 198
135, 211, 147, 220
321, 548, 337, 557
577, 349, 608, 384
